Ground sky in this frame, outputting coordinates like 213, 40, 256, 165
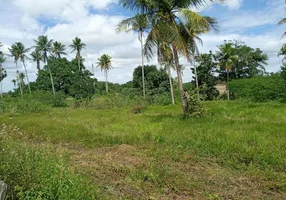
0, 0, 285, 92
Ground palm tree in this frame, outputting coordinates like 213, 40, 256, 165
0, 53, 6, 99
97, 54, 112, 93
34, 35, 55, 95
31, 50, 43, 73
217, 42, 238, 100
52, 41, 67, 58
158, 41, 175, 104
15, 42, 31, 93
11, 79, 17, 87
9, 43, 23, 96
278, 0, 286, 36
70, 37, 86, 71
121, 0, 218, 116
18, 72, 25, 92
117, 14, 149, 99
278, 44, 286, 62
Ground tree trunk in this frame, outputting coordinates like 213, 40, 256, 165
36, 60, 40, 73
15, 62, 23, 96
23, 61, 31, 94
168, 66, 175, 105
105, 71, 108, 93
193, 61, 200, 101
173, 46, 189, 116
139, 32, 146, 99
46, 60, 55, 96
227, 69, 230, 100
78, 52, 81, 71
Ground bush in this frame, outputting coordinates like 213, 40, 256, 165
229, 74, 286, 102
187, 92, 207, 118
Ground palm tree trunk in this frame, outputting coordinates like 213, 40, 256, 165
227, 69, 230, 100
23, 61, 31, 94
36, 60, 40, 73
46, 60, 55, 96
173, 46, 189, 116
0, 64, 3, 99
193, 61, 200, 101
105, 70, 108, 93
139, 32, 146, 99
78, 52, 81, 71
15, 62, 23, 96
168, 66, 175, 105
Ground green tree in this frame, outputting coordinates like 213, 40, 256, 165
0, 53, 7, 99
34, 35, 55, 95
216, 42, 238, 100
192, 52, 219, 100
70, 37, 86, 71
278, 44, 286, 62
31, 50, 43, 73
121, 0, 219, 116
278, 0, 286, 36
9, 43, 23, 96
97, 54, 112, 93
52, 41, 67, 59
117, 14, 149, 98
14, 42, 32, 93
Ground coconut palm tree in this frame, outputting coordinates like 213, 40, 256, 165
278, 0, 286, 36
117, 14, 149, 98
216, 42, 238, 100
0, 53, 6, 99
34, 35, 55, 95
31, 50, 43, 73
11, 79, 17, 87
120, 0, 219, 116
14, 42, 31, 93
97, 54, 112, 93
18, 72, 25, 92
70, 37, 86, 71
52, 41, 67, 58
9, 43, 23, 96
157, 41, 175, 104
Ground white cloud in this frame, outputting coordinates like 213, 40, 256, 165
224, 0, 243, 10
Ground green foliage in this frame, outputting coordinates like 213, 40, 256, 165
34, 58, 95, 99
0, 127, 98, 199
229, 74, 286, 102
187, 92, 207, 117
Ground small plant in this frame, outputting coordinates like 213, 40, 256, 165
187, 91, 207, 117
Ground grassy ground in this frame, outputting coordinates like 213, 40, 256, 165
1, 101, 286, 199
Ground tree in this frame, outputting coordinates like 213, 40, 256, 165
192, 52, 219, 100
70, 37, 86, 71
0, 53, 7, 99
9, 43, 23, 96
216, 42, 238, 100
14, 42, 32, 93
34, 58, 95, 99
52, 41, 67, 58
278, 44, 286, 62
121, 0, 219, 116
157, 41, 175, 104
34, 35, 55, 95
117, 14, 149, 99
31, 50, 43, 73
97, 54, 112, 93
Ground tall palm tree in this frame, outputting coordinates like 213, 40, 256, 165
0, 53, 6, 99
9, 43, 23, 96
158, 41, 175, 104
278, 44, 286, 62
34, 35, 55, 95
97, 54, 112, 93
18, 72, 25, 92
31, 50, 43, 73
121, 0, 218, 116
216, 42, 238, 100
70, 37, 86, 71
15, 42, 32, 93
52, 41, 67, 58
117, 14, 149, 99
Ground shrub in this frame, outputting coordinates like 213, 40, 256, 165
187, 92, 207, 118
229, 74, 286, 102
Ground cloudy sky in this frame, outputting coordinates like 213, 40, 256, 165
0, 0, 285, 92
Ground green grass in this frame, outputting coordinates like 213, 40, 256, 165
1, 101, 286, 199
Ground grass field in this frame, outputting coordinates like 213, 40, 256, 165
1, 101, 286, 199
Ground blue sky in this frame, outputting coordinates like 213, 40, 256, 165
0, 0, 285, 92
